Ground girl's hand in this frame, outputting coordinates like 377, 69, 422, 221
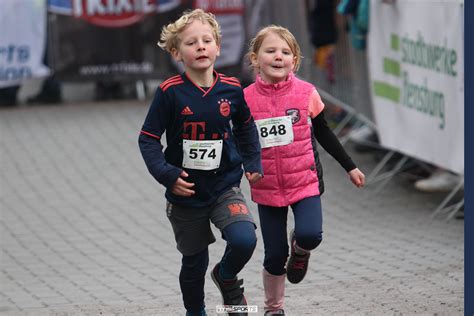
171, 171, 195, 196
245, 172, 263, 184
348, 168, 365, 188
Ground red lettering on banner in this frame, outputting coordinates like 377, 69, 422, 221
193, 0, 244, 14
72, 0, 156, 27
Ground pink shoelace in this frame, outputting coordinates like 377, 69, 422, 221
291, 260, 307, 270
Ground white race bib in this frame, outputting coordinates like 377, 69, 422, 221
182, 140, 223, 170
255, 116, 294, 148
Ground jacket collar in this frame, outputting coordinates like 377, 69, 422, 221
255, 72, 295, 96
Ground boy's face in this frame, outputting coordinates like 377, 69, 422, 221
172, 19, 220, 74
251, 32, 295, 84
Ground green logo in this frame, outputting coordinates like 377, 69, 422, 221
372, 32, 457, 130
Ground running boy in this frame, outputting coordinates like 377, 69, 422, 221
138, 9, 262, 316
244, 25, 365, 315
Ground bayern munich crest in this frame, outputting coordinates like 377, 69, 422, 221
218, 99, 231, 117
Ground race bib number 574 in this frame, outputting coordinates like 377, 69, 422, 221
182, 140, 223, 170
255, 116, 294, 148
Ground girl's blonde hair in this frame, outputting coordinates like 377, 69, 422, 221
247, 25, 302, 73
158, 9, 221, 53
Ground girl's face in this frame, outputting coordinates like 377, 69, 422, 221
251, 32, 295, 84
172, 19, 220, 74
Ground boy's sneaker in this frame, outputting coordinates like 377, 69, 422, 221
264, 309, 285, 315
286, 229, 310, 284
211, 263, 248, 315
186, 309, 207, 316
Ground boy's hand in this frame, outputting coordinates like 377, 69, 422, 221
348, 168, 365, 188
245, 172, 263, 184
172, 171, 195, 196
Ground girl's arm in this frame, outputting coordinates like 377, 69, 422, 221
312, 111, 365, 187
312, 111, 355, 171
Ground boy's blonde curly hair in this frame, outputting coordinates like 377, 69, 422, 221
158, 9, 221, 53
247, 25, 302, 73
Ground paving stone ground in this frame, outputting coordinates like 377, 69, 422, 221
0, 101, 464, 315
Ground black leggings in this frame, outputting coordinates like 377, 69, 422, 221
180, 221, 256, 314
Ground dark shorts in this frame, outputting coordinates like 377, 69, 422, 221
166, 187, 256, 256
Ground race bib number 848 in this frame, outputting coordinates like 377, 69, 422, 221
255, 116, 294, 148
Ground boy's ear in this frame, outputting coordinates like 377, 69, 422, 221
216, 44, 221, 57
171, 48, 182, 62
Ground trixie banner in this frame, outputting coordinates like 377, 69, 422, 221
368, 0, 464, 173
0, 0, 50, 88
48, 0, 181, 27
47, 0, 182, 80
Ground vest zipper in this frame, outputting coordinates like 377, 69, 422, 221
271, 91, 289, 206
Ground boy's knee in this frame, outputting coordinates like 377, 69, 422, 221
225, 221, 257, 254
230, 230, 257, 254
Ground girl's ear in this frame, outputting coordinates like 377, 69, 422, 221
250, 52, 259, 68
171, 48, 182, 62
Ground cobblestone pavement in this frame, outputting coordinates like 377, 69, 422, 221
0, 101, 463, 315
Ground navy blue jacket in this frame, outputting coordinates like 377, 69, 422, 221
139, 72, 262, 207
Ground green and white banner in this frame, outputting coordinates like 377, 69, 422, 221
368, 0, 464, 173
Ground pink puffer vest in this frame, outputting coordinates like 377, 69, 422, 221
244, 73, 322, 207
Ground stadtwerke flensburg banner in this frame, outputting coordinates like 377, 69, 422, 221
368, 0, 464, 174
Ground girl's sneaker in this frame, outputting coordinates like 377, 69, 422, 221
286, 229, 310, 284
